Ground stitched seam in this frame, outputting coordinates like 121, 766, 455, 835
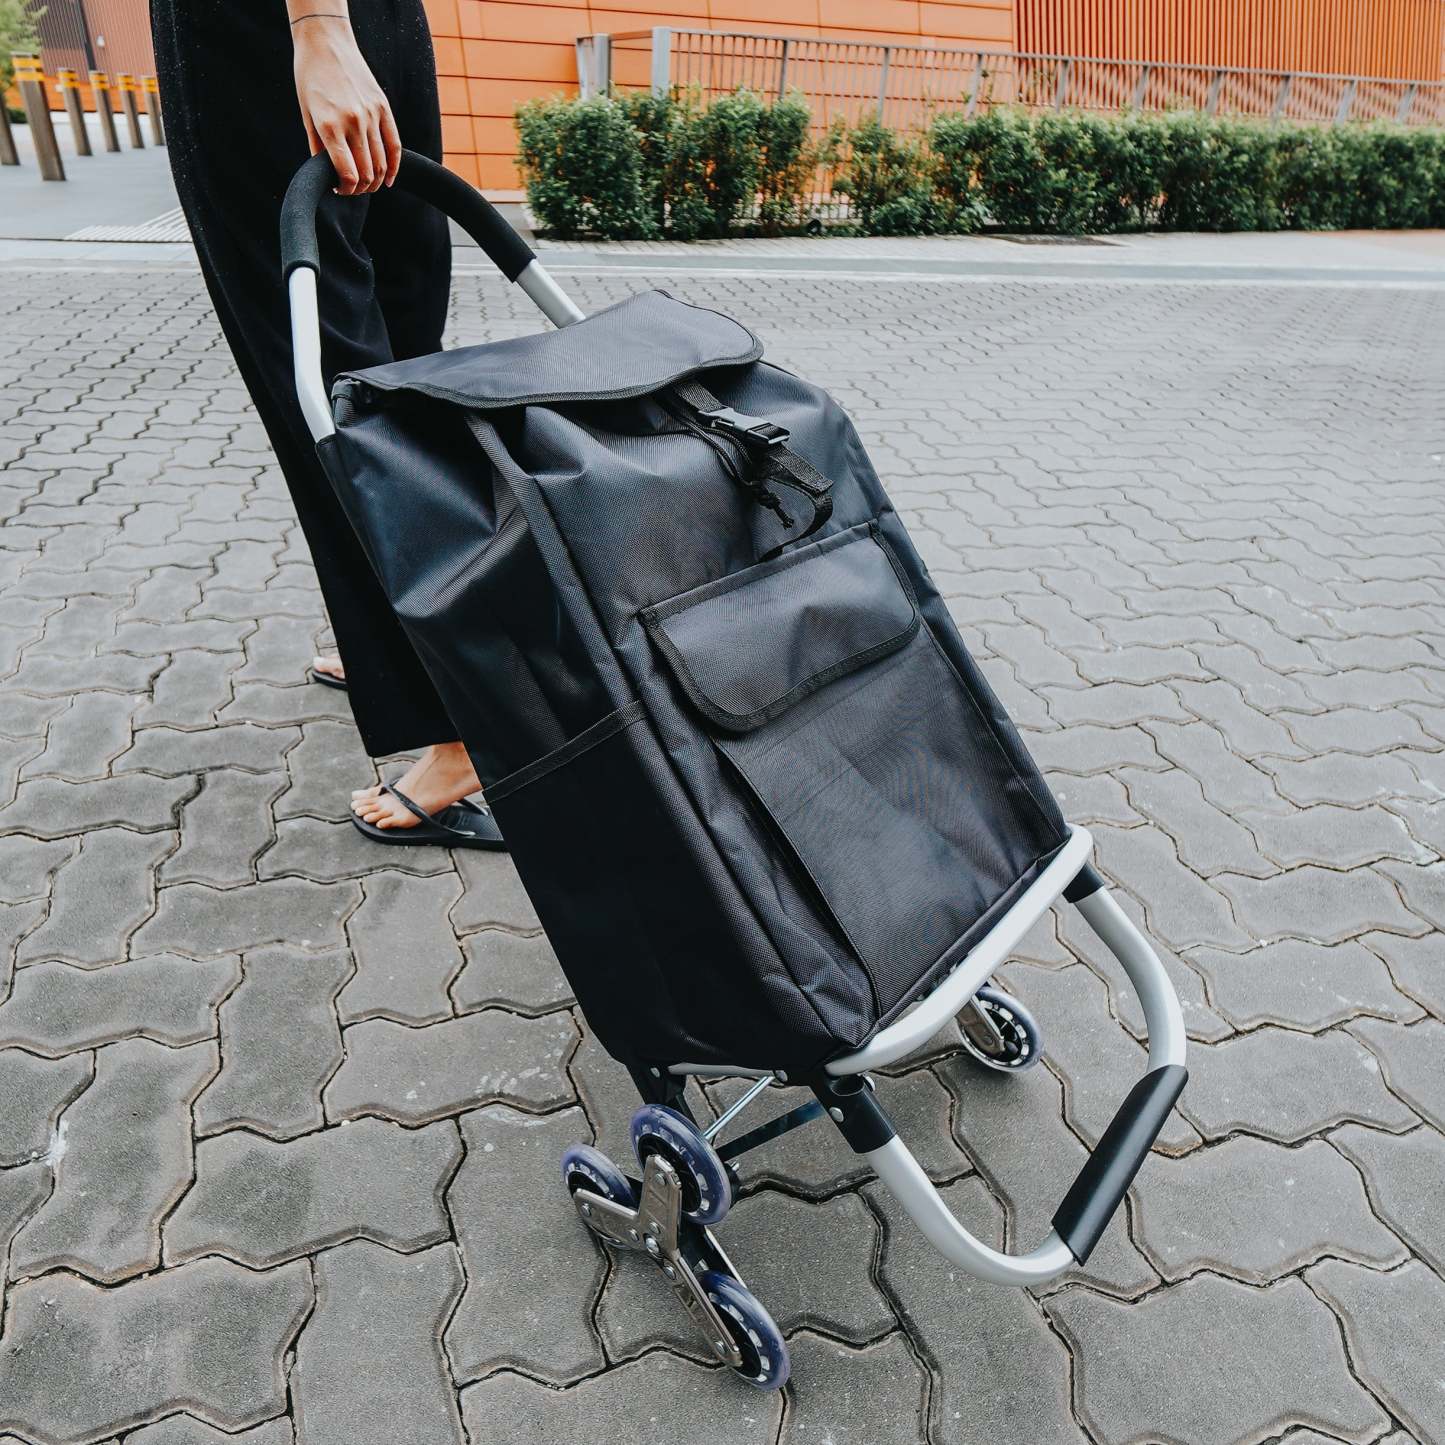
487, 700, 646, 801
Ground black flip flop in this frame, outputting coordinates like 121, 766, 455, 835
309, 667, 349, 692
351, 783, 506, 850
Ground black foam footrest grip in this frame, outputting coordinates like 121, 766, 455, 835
1052, 1064, 1188, 1264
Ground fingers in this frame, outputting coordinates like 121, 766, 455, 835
317, 119, 360, 194
379, 103, 402, 187
365, 117, 387, 196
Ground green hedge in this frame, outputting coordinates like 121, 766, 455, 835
516, 92, 1445, 239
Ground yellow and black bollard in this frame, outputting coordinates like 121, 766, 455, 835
118, 73, 145, 149
15, 54, 65, 180
58, 68, 93, 156
144, 75, 165, 146
90, 72, 121, 153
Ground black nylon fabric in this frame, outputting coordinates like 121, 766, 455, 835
326, 289, 1071, 1073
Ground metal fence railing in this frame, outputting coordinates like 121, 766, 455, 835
576, 29, 1445, 132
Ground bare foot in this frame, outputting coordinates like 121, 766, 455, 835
313, 654, 346, 683
351, 741, 481, 830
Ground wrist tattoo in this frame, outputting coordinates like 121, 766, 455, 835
290, 13, 349, 23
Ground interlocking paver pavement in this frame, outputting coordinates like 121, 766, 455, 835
1, 252, 1442, 1443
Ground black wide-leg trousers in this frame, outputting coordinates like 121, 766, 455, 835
151, 0, 455, 756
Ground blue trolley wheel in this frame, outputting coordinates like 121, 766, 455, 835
699, 1269, 789, 1391
629, 1104, 732, 1226
561, 1143, 637, 1210
960, 984, 1043, 1073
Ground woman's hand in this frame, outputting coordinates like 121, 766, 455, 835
288, 6, 401, 196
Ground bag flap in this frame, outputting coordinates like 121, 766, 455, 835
336, 290, 761, 410
641, 523, 920, 734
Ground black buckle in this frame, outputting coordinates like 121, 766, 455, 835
704, 406, 789, 448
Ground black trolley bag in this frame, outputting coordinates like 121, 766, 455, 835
282, 153, 1189, 1390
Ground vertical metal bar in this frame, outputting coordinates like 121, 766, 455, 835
15, 56, 66, 180
1130, 62, 1152, 109
0, 102, 18, 167
1204, 68, 1224, 114
1334, 77, 1357, 125
59, 69, 92, 155
594, 34, 610, 95
1271, 72, 1293, 119
574, 37, 591, 99
778, 36, 790, 98
1395, 82, 1417, 124
651, 27, 671, 96
1054, 56, 1071, 110
145, 76, 165, 146
877, 44, 891, 122
964, 52, 984, 117
91, 72, 120, 152
119, 74, 145, 147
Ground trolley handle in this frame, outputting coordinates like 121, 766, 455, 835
279, 149, 534, 284
279, 150, 584, 445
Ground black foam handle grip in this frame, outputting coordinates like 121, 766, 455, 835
1052, 1063, 1187, 1264
279, 149, 535, 283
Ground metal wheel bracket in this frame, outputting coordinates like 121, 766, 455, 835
958, 992, 1008, 1055
571, 1152, 746, 1369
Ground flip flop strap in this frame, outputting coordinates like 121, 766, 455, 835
383, 783, 482, 841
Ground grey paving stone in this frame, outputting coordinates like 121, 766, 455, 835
257, 814, 451, 881
997, 962, 1200, 1154
165, 1116, 461, 1269
0, 1160, 51, 1290
868, 1176, 1086, 1444
125, 1416, 293, 1445
936, 1052, 1159, 1299
1348, 1015, 1445, 1131
236, 615, 325, 686
1385, 797, 1445, 857
778, 1331, 928, 1445
1046, 770, 1142, 827
19, 691, 135, 782
451, 928, 574, 1015
0, 833, 73, 904
1306, 1258, 1445, 1445
0, 1257, 311, 1442
1263, 751, 1438, 808
0, 954, 240, 1055
1187, 938, 1422, 1031
1171, 677, 1306, 759
161, 770, 287, 887
10, 1038, 218, 1284
336, 871, 463, 1025
115, 723, 298, 777
326, 1009, 578, 1124
1143, 719, 1289, 815
1240, 802, 1428, 870
459, 1354, 782, 1445
451, 849, 541, 933
1360, 929, 1445, 1021
272, 720, 376, 824
1279, 705, 1438, 755
194, 945, 350, 1140
1026, 723, 1162, 776
600, 1190, 893, 1363
1182, 1028, 1419, 1143
444, 1104, 605, 1386
1117, 765, 1272, 878
0, 774, 194, 839
292, 1241, 465, 1445
1330, 1122, 1445, 1275
1212, 864, 1427, 946
16, 827, 175, 968
1046, 1273, 1387, 1445
1132, 1135, 1406, 1284
0, 1049, 92, 1166
220, 680, 350, 725
131, 877, 359, 958
1375, 858, 1445, 933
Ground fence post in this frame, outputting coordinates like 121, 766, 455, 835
58, 68, 92, 155
0, 101, 16, 167
777, 37, 790, 99
574, 37, 592, 98
1204, 68, 1224, 114
1054, 57, 1072, 109
1395, 82, 1417, 124
145, 76, 165, 145
119, 73, 145, 147
649, 28, 670, 96
1270, 72, 1292, 119
91, 71, 121, 152
1129, 62, 1152, 109
15, 55, 65, 180
964, 52, 984, 117
1333, 77, 1357, 125
876, 45, 892, 121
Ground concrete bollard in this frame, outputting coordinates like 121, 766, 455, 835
0, 98, 17, 167
118, 72, 145, 149
14, 54, 65, 180
90, 71, 121, 152
58, 68, 93, 156
144, 75, 165, 146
